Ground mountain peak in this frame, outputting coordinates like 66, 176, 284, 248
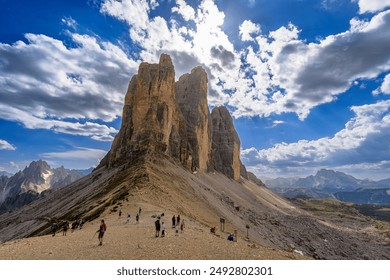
99, 54, 244, 180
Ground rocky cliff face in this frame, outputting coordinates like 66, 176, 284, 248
106, 54, 181, 167
176, 66, 212, 171
210, 106, 241, 180
100, 54, 244, 180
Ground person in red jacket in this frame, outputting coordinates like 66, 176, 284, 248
97, 219, 107, 246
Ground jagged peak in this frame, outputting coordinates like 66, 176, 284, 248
159, 53, 174, 68
102, 54, 244, 181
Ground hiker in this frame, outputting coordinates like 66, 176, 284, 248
175, 225, 179, 236
161, 222, 165, 237
136, 213, 139, 223
177, 215, 181, 227
97, 219, 107, 246
155, 218, 161, 237
180, 219, 185, 233
79, 219, 84, 229
71, 221, 77, 233
172, 215, 176, 228
62, 221, 69, 236
227, 233, 234, 241
51, 222, 58, 237
126, 213, 131, 223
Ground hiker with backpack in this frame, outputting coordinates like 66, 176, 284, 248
155, 218, 161, 237
51, 222, 58, 237
97, 219, 107, 246
62, 221, 69, 236
136, 213, 139, 224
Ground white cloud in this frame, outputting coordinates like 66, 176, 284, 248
0, 32, 137, 141
242, 100, 390, 179
100, 0, 151, 29
101, 0, 240, 105
172, 0, 196, 21
239, 20, 261, 42
61, 16, 77, 29
0, 140, 16, 151
271, 120, 284, 128
41, 148, 108, 169
354, 0, 390, 14
234, 10, 390, 119
100, 1, 390, 120
0, 105, 117, 141
380, 73, 390, 94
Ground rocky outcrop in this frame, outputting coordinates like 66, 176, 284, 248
106, 54, 185, 167
176, 66, 212, 171
247, 172, 266, 187
100, 54, 245, 181
210, 106, 241, 180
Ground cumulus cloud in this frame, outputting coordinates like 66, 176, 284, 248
234, 10, 390, 119
0, 140, 16, 151
380, 74, 390, 94
239, 20, 261, 41
41, 147, 108, 169
172, 0, 196, 21
353, 0, 390, 14
242, 100, 390, 179
101, 0, 240, 104
0, 32, 137, 141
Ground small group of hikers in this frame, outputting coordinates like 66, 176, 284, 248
51, 219, 84, 237
122, 207, 141, 224
154, 214, 185, 238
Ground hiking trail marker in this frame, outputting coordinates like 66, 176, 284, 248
220, 217, 225, 232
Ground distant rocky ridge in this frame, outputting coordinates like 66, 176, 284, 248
0, 171, 13, 177
98, 54, 244, 180
0, 160, 85, 213
264, 169, 390, 204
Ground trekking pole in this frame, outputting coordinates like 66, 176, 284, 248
91, 231, 97, 240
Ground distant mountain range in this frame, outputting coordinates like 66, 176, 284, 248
0, 160, 91, 213
0, 171, 13, 177
263, 169, 390, 205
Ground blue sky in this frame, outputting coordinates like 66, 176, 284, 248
1, 0, 390, 179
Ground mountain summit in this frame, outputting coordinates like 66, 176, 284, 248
98, 54, 242, 179
0, 160, 84, 213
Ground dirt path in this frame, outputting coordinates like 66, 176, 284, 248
0, 203, 306, 260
